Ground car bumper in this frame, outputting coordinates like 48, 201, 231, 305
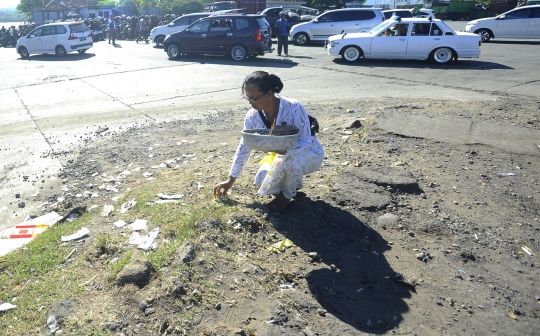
150, 32, 157, 41
70, 42, 93, 50
324, 41, 341, 57
464, 25, 475, 33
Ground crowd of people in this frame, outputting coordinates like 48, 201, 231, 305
0, 14, 181, 47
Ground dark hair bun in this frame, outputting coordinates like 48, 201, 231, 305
242, 71, 284, 95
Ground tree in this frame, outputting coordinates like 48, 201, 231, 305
305, 0, 348, 11
98, 0, 118, 5
17, 0, 44, 17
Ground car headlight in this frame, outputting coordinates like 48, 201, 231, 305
467, 21, 477, 25
330, 41, 335, 47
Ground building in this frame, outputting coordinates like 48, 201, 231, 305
32, 0, 117, 23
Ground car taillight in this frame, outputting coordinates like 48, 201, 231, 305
68, 32, 78, 40
256, 27, 261, 42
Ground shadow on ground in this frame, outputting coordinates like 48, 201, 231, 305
332, 58, 513, 70
259, 193, 412, 333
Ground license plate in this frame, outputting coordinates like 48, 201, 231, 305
79, 37, 86, 41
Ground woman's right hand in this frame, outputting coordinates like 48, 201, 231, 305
213, 177, 236, 199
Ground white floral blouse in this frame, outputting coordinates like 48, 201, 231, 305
229, 96, 324, 178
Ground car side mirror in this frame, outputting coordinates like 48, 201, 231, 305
168, 23, 174, 26
497, 14, 506, 20
313, 18, 318, 23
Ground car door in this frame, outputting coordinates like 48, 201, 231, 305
41, 26, 58, 53
406, 22, 442, 58
204, 18, 235, 54
528, 8, 540, 37
496, 8, 532, 37
332, 11, 358, 34
182, 19, 210, 53
311, 12, 338, 39
25, 27, 43, 53
370, 23, 409, 58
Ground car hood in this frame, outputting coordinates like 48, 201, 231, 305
468, 17, 496, 24
291, 21, 312, 30
328, 32, 373, 41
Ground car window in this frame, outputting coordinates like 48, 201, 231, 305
506, 9, 532, 19
174, 17, 190, 26
394, 23, 409, 36
533, 9, 540, 18
42, 26, 56, 36
430, 23, 443, 36
69, 24, 88, 32
318, 12, 336, 22
190, 15, 207, 24
28, 28, 42, 37
56, 25, 67, 34
412, 23, 430, 36
236, 18, 250, 30
419, 11, 431, 17
357, 10, 376, 20
210, 18, 232, 31
189, 20, 210, 33
333, 11, 350, 22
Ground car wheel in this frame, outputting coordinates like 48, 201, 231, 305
155, 36, 165, 47
341, 46, 362, 62
78, 49, 87, 54
430, 47, 454, 64
55, 45, 66, 57
166, 43, 181, 59
18, 46, 29, 58
475, 29, 491, 42
230, 44, 247, 61
293, 33, 309, 46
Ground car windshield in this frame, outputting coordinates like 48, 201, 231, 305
368, 20, 394, 34
69, 24, 88, 32
435, 20, 454, 33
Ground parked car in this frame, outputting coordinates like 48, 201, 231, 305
16, 22, 93, 58
259, 6, 310, 37
289, 8, 385, 46
465, 5, 540, 42
150, 13, 212, 47
383, 9, 436, 20
326, 17, 481, 64
163, 14, 272, 61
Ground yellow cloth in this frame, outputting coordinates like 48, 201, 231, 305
260, 152, 276, 166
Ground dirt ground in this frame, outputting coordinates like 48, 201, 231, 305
16, 96, 540, 335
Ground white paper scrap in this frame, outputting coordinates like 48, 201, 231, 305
113, 220, 126, 228
129, 219, 147, 231
100, 205, 114, 217
61, 227, 90, 242
157, 193, 184, 200
119, 199, 136, 214
0, 302, 17, 311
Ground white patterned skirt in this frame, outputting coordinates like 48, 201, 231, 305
254, 149, 324, 199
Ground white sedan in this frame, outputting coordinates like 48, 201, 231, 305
326, 18, 481, 64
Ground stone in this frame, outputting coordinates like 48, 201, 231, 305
308, 252, 320, 259
416, 252, 425, 260
104, 322, 117, 331
192, 289, 202, 297
234, 329, 246, 336
317, 309, 327, 317
144, 308, 156, 316
215, 303, 221, 310
376, 213, 400, 226
46, 298, 79, 327
139, 301, 149, 311
304, 329, 315, 336
342, 119, 362, 129
115, 260, 153, 286
194, 217, 221, 230
18, 202, 25, 208
175, 241, 195, 264
54, 330, 63, 336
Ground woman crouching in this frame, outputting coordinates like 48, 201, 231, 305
213, 71, 324, 211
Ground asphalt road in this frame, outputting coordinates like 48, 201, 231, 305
0, 23, 539, 231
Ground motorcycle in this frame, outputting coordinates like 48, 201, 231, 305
92, 29, 105, 41
2, 35, 16, 48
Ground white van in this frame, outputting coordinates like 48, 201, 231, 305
289, 8, 385, 45
465, 5, 540, 42
150, 13, 211, 47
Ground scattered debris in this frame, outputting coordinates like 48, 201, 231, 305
61, 227, 90, 242
113, 220, 126, 228
156, 193, 184, 200
0, 302, 17, 311
394, 273, 418, 288
129, 228, 159, 250
119, 199, 136, 213
268, 239, 294, 253
100, 205, 114, 217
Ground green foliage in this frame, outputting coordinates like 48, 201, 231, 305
17, 0, 43, 17
0, 9, 27, 22
98, 0, 118, 5
305, 0, 348, 10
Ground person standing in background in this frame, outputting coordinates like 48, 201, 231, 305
275, 12, 291, 57
108, 17, 116, 45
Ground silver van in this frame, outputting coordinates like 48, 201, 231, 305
289, 8, 385, 45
